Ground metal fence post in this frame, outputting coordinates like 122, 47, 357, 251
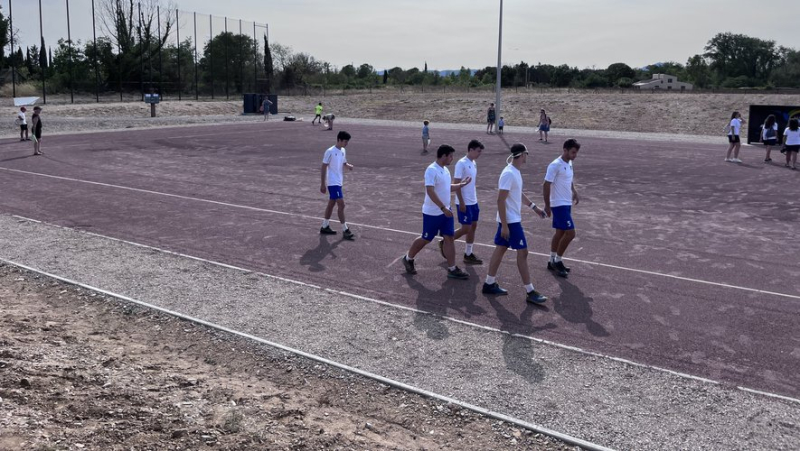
209, 14, 214, 99
224, 18, 229, 100
176, 9, 181, 100
38, 0, 46, 104
193, 11, 198, 100
66, 0, 74, 103
9, 0, 15, 98
91, 0, 99, 102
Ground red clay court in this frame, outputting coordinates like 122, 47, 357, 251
1, 120, 798, 400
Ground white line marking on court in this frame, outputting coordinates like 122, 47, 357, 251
0, 256, 613, 451
387, 254, 405, 268
5, 214, 800, 407
2, 166, 799, 301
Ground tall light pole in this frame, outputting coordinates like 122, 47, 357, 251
495, 0, 504, 119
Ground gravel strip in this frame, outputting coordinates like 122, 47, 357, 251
0, 215, 797, 450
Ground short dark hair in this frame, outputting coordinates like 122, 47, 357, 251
337, 131, 351, 141
510, 143, 527, 158
437, 144, 456, 158
790, 118, 799, 131
731, 111, 740, 120
467, 139, 484, 151
563, 139, 581, 151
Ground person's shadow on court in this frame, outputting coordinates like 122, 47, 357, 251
299, 234, 344, 272
486, 292, 557, 385
405, 262, 484, 341
552, 278, 609, 337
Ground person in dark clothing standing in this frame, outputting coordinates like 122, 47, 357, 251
31, 106, 43, 156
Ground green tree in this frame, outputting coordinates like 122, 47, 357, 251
704, 32, 784, 85
264, 35, 274, 93
200, 32, 258, 93
605, 63, 635, 85
356, 63, 374, 79
0, 6, 9, 67
685, 55, 711, 88
770, 50, 800, 87
341, 64, 356, 78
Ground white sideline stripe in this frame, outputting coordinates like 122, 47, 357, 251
7, 214, 800, 407
3, 166, 799, 301
0, 256, 615, 451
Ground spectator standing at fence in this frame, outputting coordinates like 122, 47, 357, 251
482, 143, 548, 304
261, 97, 273, 121
486, 103, 496, 134
761, 114, 778, 163
538, 109, 551, 142
401, 144, 472, 280
320, 131, 356, 239
725, 111, 743, 163
17, 107, 29, 141
498, 116, 505, 134
422, 120, 431, 153
312, 102, 323, 125
31, 106, 43, 156
782, 118, 800, 170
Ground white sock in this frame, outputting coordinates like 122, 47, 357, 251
448, 266, 456, 271
322, 220, 330, 228
405, 254, 413, 261
554, 255, 562, 263
485, 275, 496, 285
525, 284, 534, 293
465, 243, 474, 255
342, 222, 349, 231
550, 252, 557, 262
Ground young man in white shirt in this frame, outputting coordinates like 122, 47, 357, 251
320, 131, 355, 240
402, 144, 472, 280
483, 143, 548, 304
543, 139, 581, 278
17, 107, 29, 141
439, 139, 484, 264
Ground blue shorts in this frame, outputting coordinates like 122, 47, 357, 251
422, 213, 455, 240
551, 206, 575, 230
456, 203, 480, 225
540, 124, 550, 132
328, 186, 343, 200
494, 222, 527, 250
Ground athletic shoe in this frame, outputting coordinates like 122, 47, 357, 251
526, 290, 548, 304
764, 158, 772, 162
482, 282, 508, 295
320, 225, 336, 235
342, 229, 355, 240
732, 158, 742, 163
463, 253, 483, 265
548, 261, 569, 278
724, 158, 732, 162
547, 261, 571, 273
447, 266, 469, 280
438, 239, 445, 258
402, 256, 417, 275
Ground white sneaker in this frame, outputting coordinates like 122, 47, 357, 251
724, 158, 732, 162
732, 158, 742, 163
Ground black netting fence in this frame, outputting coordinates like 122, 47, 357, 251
3, 0, 269, 104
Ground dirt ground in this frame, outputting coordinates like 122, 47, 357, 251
29, 89, 800, 136
0, 264, 579, 451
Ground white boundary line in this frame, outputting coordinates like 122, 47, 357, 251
7, 213, 800, 406
0, 256, 615, 451
2, 166, 799, 301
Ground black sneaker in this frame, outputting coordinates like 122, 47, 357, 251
547, 260, 570, 276
482, 282, 508, 295
526, 290, 548, 304
447, 266, 469, 280
463, 253, 483, 265
320, 225, 336, 235
438, 239, 445, 258
402, 256, 417, 275
343, 229, 355, 240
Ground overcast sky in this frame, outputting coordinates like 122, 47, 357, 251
8, 0, 800, 71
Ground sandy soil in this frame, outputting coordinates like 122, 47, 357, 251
0, 264, 577, 450
9, 90, 800, 136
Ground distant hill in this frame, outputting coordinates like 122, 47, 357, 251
377, 69, 478, 76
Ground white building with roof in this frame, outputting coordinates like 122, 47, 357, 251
633, 73, 693, 91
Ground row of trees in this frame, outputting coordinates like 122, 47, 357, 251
1, 1, 799, 96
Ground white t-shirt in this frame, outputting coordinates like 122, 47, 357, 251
322, 145, 347, 186
496, 164, 523, 224
17, 111, 26, 125
761, 123, 778, 140
784, 127, 800, 146
454, 156, 477, 206
544, 156, 574, 208
422, 162, 451, 216
728, 118, 742, 136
